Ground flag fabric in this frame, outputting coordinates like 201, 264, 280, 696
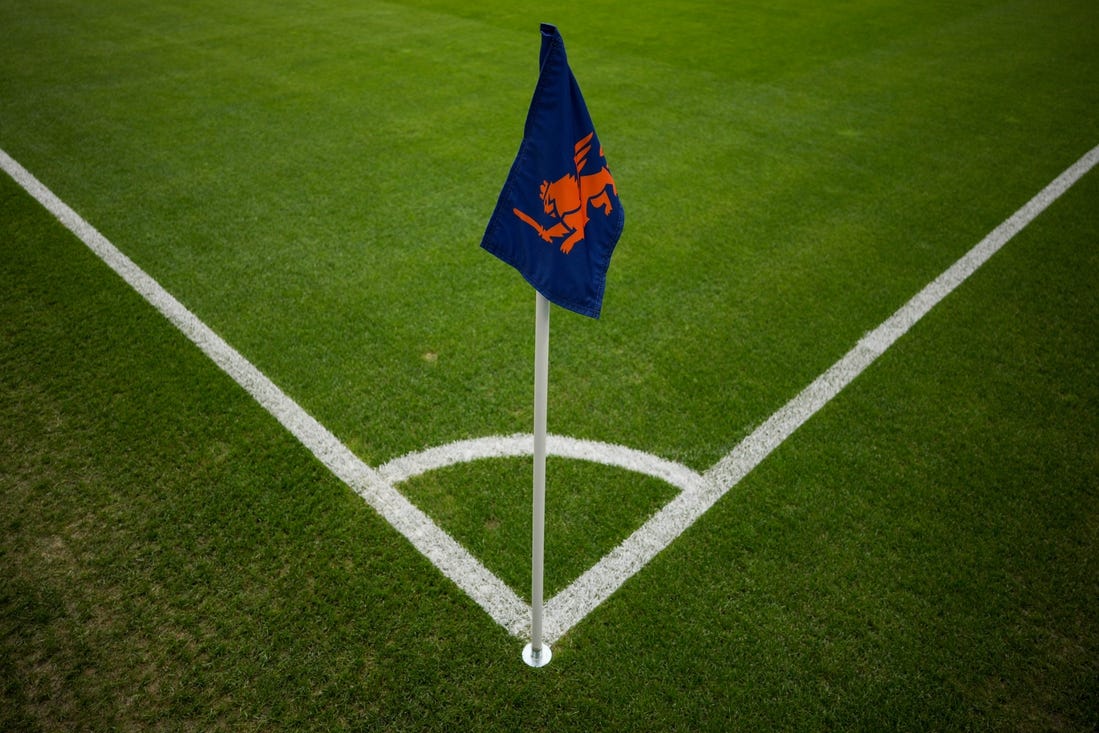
481, 24, 624, 319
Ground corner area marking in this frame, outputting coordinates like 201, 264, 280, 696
379, 434, 703, 494
5, 143, 1097, 647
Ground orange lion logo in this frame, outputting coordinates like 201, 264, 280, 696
512, 132, 618, 254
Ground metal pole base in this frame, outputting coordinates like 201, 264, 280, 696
522, 642, 552, 668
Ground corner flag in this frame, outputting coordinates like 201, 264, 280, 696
481, 23, 624, 319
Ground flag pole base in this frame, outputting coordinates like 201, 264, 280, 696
522, 642, 552, 668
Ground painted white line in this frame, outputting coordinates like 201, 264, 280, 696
0, 149, 529, 638
379, 433, 704, 493
6, 141, 1095, 647
540, 143, 1099, 644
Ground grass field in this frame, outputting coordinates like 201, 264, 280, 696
3, 0, 1098, 729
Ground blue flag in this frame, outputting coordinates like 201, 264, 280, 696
481, 24, 624, 319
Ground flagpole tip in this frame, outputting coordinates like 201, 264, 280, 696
522, 642, 553, 668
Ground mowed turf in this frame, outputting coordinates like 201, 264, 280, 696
2, 0, 1098, 729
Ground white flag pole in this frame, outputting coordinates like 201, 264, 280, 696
523, 291, 552, 667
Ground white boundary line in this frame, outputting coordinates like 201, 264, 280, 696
4, 143, 1096, 646
540, 143, 1099, 642
0, 149, 529, 637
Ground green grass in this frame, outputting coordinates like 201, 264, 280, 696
3, 0, 1098, 729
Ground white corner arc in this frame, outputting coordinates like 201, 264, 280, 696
378, 434, 704, 494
